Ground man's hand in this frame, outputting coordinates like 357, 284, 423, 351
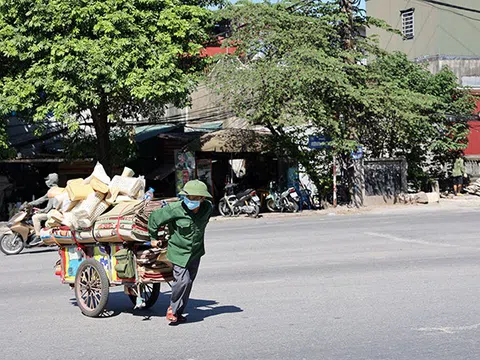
151, 240, 161, 248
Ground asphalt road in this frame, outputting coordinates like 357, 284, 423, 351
1, 207, 480, 360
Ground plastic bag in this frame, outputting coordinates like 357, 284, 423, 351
110, 175, 145, 197
84, 162, 111, 185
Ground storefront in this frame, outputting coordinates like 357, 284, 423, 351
171, 129, 289, 204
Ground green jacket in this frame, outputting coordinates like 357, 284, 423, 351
452, 158, 465, 177
148, 200, 212, 267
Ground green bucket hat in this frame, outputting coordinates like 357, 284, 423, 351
179, 179, 212, 198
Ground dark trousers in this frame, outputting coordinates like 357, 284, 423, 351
170, 258, 200, 316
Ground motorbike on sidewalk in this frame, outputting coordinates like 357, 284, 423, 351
218, 183, 261, 217
0, 203, 44, 255
265, 181, 299, 213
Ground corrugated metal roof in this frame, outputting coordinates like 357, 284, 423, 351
185, 121, 223, 132
134, 124, 182, 143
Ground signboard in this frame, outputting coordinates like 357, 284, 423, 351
308, 135, 330, 149
174, 150, 196, 196
196, 159, 214, 199
351, 146, 364, 160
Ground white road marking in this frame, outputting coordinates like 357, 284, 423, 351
414, 323, 480, 334
365, 232, 458, 248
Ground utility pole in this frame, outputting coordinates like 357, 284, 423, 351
333, 154, 337, 207
339, 0, 355, 51
338, 0, 364, 208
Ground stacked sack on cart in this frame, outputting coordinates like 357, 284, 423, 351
84, 197, 176, 244
135, 248, 174, 282
39, 162, 177, 246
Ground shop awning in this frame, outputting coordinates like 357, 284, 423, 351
135, 124, 182, 143
199, 129, 269, 153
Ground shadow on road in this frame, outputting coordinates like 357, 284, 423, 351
70, 290, 243, 323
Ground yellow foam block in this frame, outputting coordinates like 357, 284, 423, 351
90, 176, 109, 194
66, 182, 94, 201
67, 178, 83, 185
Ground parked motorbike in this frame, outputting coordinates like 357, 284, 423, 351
0, 203, 44, 255
218, 183, 261, 217
265, 181, 299, 213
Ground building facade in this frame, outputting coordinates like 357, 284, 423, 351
366, 0, 480, 86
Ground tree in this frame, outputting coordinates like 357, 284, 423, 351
363, 53, 473, 186
211, 0, 475, 200
0, 0, 217, 172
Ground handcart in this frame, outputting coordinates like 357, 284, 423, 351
56, 241, 172, 317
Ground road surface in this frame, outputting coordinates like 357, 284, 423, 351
1, 207, 479, 360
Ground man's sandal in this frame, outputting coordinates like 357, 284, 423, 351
166, 306, 177, 323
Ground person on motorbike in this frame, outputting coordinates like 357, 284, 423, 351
148, 179, 213, 324
29, 173, 61, 245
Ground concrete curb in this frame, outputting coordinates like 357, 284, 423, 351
210, 196, 480, 222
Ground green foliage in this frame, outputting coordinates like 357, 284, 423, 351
0, 118, 15, 159
0, 0, 216, 168
211, 0, 475, 192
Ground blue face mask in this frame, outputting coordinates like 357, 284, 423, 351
183, 197, 201, 210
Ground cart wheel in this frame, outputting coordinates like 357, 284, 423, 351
128, 283, 160, 309
74, 258, 110, 317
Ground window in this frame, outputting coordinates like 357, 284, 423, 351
401, 8, 415, 40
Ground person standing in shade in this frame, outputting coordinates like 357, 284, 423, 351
452, 154, 466, 196
148, 180, 213, 324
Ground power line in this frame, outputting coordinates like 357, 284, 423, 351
407, 5, 434, 58
438, 24, 478, 56
420, 0, 480, 15
415, 0, 480, 22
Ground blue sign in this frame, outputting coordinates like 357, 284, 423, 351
308, 135, 331, 149
351, 146, 364, 160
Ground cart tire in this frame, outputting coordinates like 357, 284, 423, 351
74, 258, 109, 317
128, 283, 160, 309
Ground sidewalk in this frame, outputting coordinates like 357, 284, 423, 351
210, 194, 480, 222
1, 195, 478, 232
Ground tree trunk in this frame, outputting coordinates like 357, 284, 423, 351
91, 100, 112, 175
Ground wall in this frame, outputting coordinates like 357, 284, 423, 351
465, 121, 480, 156
366, 0, 480, 59
418, 56, 480, 84
366, 0, 439, 59
437, 0, 480, 57
188, 84, 238, 125
363, 158, 408, 205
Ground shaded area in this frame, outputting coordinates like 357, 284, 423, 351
70, 291, 243, 322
